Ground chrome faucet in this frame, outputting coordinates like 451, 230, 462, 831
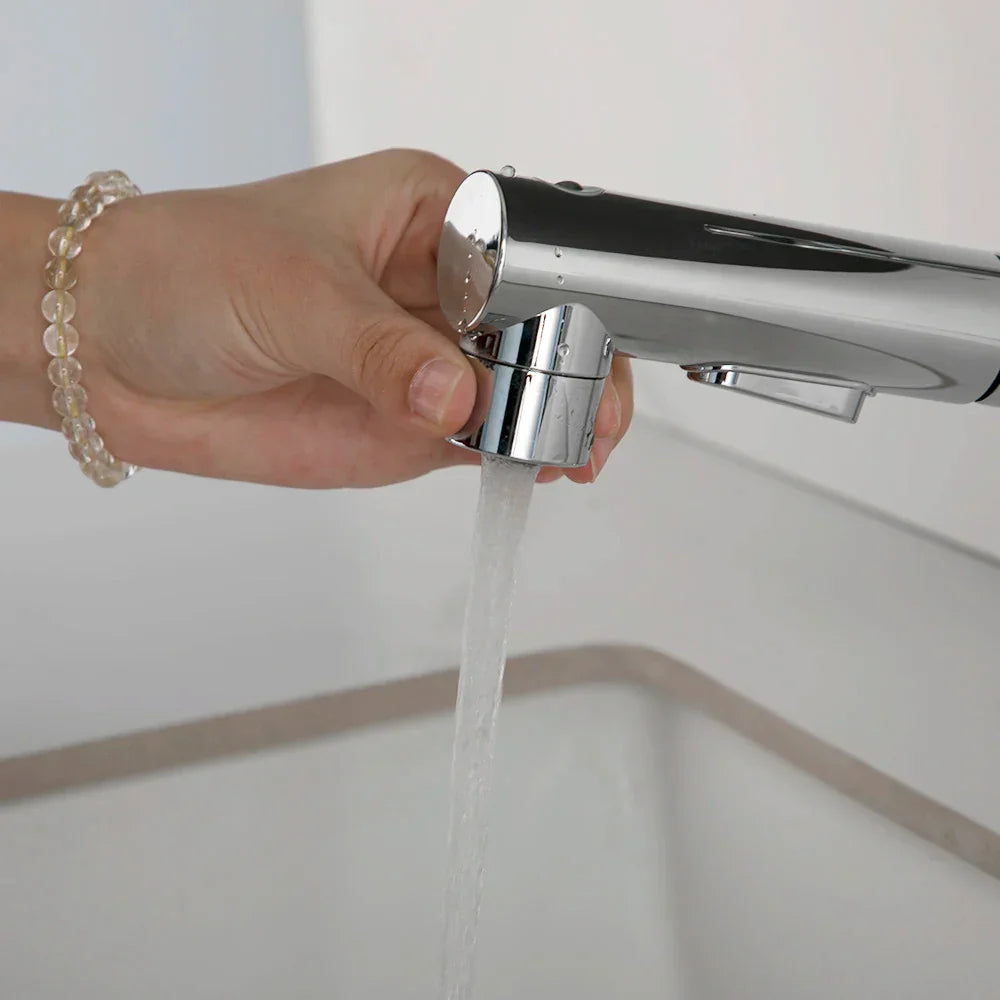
437, 166, 1000, 467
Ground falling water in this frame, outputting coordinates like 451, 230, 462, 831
440, 454, 538, 1000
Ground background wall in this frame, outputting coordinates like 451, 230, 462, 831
0, 0, 313, 446
306, 0, 1000, 558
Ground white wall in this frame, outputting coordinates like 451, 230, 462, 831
306, 0, 1000, 558
0, 0, 312, 446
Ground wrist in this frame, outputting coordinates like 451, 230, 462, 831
0, 193, 61, 428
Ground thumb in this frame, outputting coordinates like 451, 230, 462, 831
303, 280, 477, 435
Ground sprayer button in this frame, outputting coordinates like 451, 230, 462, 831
684, 364, 873, 423
555, 180, 605, 196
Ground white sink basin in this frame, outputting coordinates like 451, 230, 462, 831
2, 647, 999, 998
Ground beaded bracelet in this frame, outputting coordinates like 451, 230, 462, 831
43, 170, 141, 488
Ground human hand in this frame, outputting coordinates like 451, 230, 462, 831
25, 150, 634, 486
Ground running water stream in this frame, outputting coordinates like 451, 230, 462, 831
439, 454, 538, 1000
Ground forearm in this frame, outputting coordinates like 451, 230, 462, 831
1, 192, 61, 428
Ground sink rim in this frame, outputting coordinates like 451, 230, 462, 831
2, 641, 997, 883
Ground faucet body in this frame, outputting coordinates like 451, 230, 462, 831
438, 169, 1000, 465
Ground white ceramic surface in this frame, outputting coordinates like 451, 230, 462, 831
4, 415, 1000, 847
3, 682, 999, 998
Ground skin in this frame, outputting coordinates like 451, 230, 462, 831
0, 149, 632, 487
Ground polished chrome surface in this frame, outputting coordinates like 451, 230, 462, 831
459, 301, 612, 379
685, 365, 874, 422
449, 304, 608, 467
701, 224, 1000, 278
438, 171, 505, 334
438, 170, 1000, 425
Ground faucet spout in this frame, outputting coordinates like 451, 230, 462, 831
448, 303, 611, 467
437, 167, 1000, 441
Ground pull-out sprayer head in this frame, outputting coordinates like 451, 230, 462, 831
438, 165, 1000, 464
448, 303, 611, 467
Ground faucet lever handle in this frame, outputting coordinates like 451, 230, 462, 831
684, 364, 874, 423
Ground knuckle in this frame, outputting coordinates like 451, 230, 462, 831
382, 148, 465, 189
386, 147, 447, 171
232, 252, 333, 370
350, 315, 410, 396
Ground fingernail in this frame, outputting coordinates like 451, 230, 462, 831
536, 467, 563, 484
609, 383, 622, 436
591, 439, 613, 479
409, 359, 466, 425
594, 382, 621, 440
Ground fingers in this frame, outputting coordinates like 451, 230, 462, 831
119, 374, 483, 488
612, 352, 635, 438
535, 466, 564, 484
251, 150, 476, 438
292, 270, 477, 438
593, 372, 623, 440
562, 377, 620, 484
543, 354, 634, 485
374, 154, 469, 308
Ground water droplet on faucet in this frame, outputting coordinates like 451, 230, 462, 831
556, 343, 570, 359
556, 275, 565, 285
499, 165, 516, 177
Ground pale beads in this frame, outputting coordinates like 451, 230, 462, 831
90, 460, 134, 488
69, 187, 105, 221
59, 198, 91, 232
48, 226, 82, 259
90, 465, 119, 487
86, 170, 121, 189
53, 385, 88, 417
57, 199, 92, 229
68, 432, 104, 464
65, 428, 137, 488
44, 257, 77, 290
47, 356, 82, 387
44, 170, 141, 487
86, 170, 139, 201
43, 322, 79, 356
42, 289, 76, 323
62, 414, 96, 443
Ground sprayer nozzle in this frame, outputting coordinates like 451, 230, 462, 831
448, 304, 612, 468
